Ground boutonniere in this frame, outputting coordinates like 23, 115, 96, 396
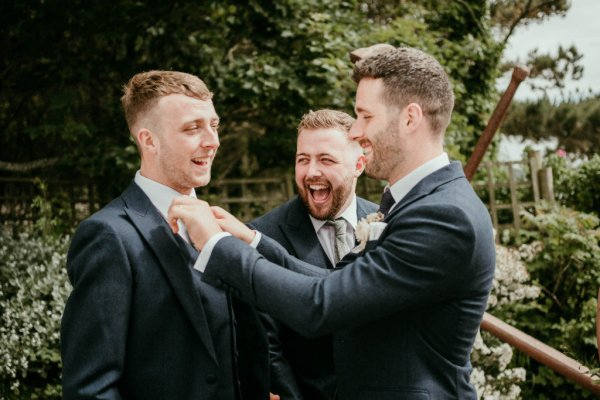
352, 212, 387, 253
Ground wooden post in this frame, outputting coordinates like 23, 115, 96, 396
464, 66, 529, 181
508, 162, 520, 232
539, 167, 555, 202
528, 151, 542, 203
485, 161, 499, 234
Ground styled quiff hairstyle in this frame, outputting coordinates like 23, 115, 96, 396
297, 109, 355, 136
121, 70, 212, 132
352, 47, 454, 135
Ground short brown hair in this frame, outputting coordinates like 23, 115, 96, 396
352, 47, 454, 135
297, 109, 355, 135
121, 70, 212, 131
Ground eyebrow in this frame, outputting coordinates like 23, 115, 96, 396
296, 152, 338, 159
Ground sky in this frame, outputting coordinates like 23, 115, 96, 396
498, 0, 600, 101
496, 0, 600, 160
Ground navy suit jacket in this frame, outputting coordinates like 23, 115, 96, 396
250, 196, 377, 400
203, 162, 496, 400
61, 182, 269, 400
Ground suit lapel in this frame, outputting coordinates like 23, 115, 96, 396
280, 197, 332, 268
386, 161, 465, 220
356, 197, 373, 220
121, 182, 218, 363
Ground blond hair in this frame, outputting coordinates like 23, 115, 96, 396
297, 109, 355, 135
121, 70, 212, 131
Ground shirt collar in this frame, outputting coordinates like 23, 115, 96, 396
309, 194, 358, 232
134, 171, 197, 219
387, 152, 450, 209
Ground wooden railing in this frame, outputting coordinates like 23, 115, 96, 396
481, 313, 599, 395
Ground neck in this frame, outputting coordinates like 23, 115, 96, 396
387, 146, 443, 185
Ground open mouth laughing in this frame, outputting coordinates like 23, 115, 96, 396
307, 183, 331, 204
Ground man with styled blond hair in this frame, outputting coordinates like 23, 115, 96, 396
61, 70, 270, 400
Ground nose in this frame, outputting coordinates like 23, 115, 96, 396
306, 160, 322, 178
202, 129, 220, 150
349, 120, 363, 142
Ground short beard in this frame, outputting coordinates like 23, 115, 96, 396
297, 179, 353, 221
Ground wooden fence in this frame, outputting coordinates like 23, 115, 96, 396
471, 151, 554, 235
0, 152, 554, 231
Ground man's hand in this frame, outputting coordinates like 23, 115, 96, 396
269, 393, 280, 400
211, 206, 256, 244
167, 197, 222, 251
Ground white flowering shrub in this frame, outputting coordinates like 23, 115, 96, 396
0, 229, 71, 398
471, 243, 541, 400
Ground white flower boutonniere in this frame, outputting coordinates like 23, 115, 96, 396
352, 212, 387, 253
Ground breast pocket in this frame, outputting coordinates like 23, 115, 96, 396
358, 386, 429, 400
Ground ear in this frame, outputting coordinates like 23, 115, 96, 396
404, 103, 424, 131
137, 128, 159, 155
354, 153, 366, 177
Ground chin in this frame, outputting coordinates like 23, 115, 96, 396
308, 203, 333, 220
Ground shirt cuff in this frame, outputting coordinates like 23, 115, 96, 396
193, 232, 232, 272
249, 230, 261, 248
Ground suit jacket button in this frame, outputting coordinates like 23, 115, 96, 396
206, 374, 217, 384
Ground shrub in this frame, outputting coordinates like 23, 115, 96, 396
546, 153, 600, 215
471, 243, 540, 399
500, 204, 600, 399
0, 229, 70, 399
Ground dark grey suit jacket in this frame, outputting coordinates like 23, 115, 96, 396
250, 196, 377, 400
203, 162, 496, 400
61, 182, 269, 400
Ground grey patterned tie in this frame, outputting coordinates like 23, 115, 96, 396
328, 218, 350, 265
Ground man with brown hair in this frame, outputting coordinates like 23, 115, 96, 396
250, 109, 377, 400
61, 70, 270, 399
170, 46, 496, 399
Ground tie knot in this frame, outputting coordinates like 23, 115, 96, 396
378, 189, 395, 217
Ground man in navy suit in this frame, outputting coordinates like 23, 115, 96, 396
250, 109, 377, 399
60, 70, 270, 399
170, 47, 496, 399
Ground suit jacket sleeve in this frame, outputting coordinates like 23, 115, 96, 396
203, 203, 476, 338
61, 219, 131, 399
248, 222, 317, 399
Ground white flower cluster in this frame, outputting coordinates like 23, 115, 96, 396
487, 244, 541, 309
0, 230, 71, 393
471, 243, 540, 400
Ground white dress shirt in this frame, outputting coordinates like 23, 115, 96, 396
134, 171, 230, 270
309, 194, 358, 266
385, 152, 450, 214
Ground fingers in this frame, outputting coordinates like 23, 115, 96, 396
210, 205, 231, 219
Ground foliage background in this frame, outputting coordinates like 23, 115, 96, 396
0, 0, 502, 195
2, 1, 598, 399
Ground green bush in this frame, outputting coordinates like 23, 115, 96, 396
0, 229, 70, 399
546, 153, 600, 216
500, 204, 600, 399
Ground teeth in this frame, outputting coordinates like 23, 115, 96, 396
309, 185, 328, 190
192, 157, 208, 163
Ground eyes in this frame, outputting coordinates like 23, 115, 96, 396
184, 121, 220, 132
296, 156, 337, 165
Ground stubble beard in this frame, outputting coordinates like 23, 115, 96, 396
160, 147, 210, 193
365, 120, 402, 181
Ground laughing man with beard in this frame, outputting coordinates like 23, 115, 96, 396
249, 109, 377, 400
